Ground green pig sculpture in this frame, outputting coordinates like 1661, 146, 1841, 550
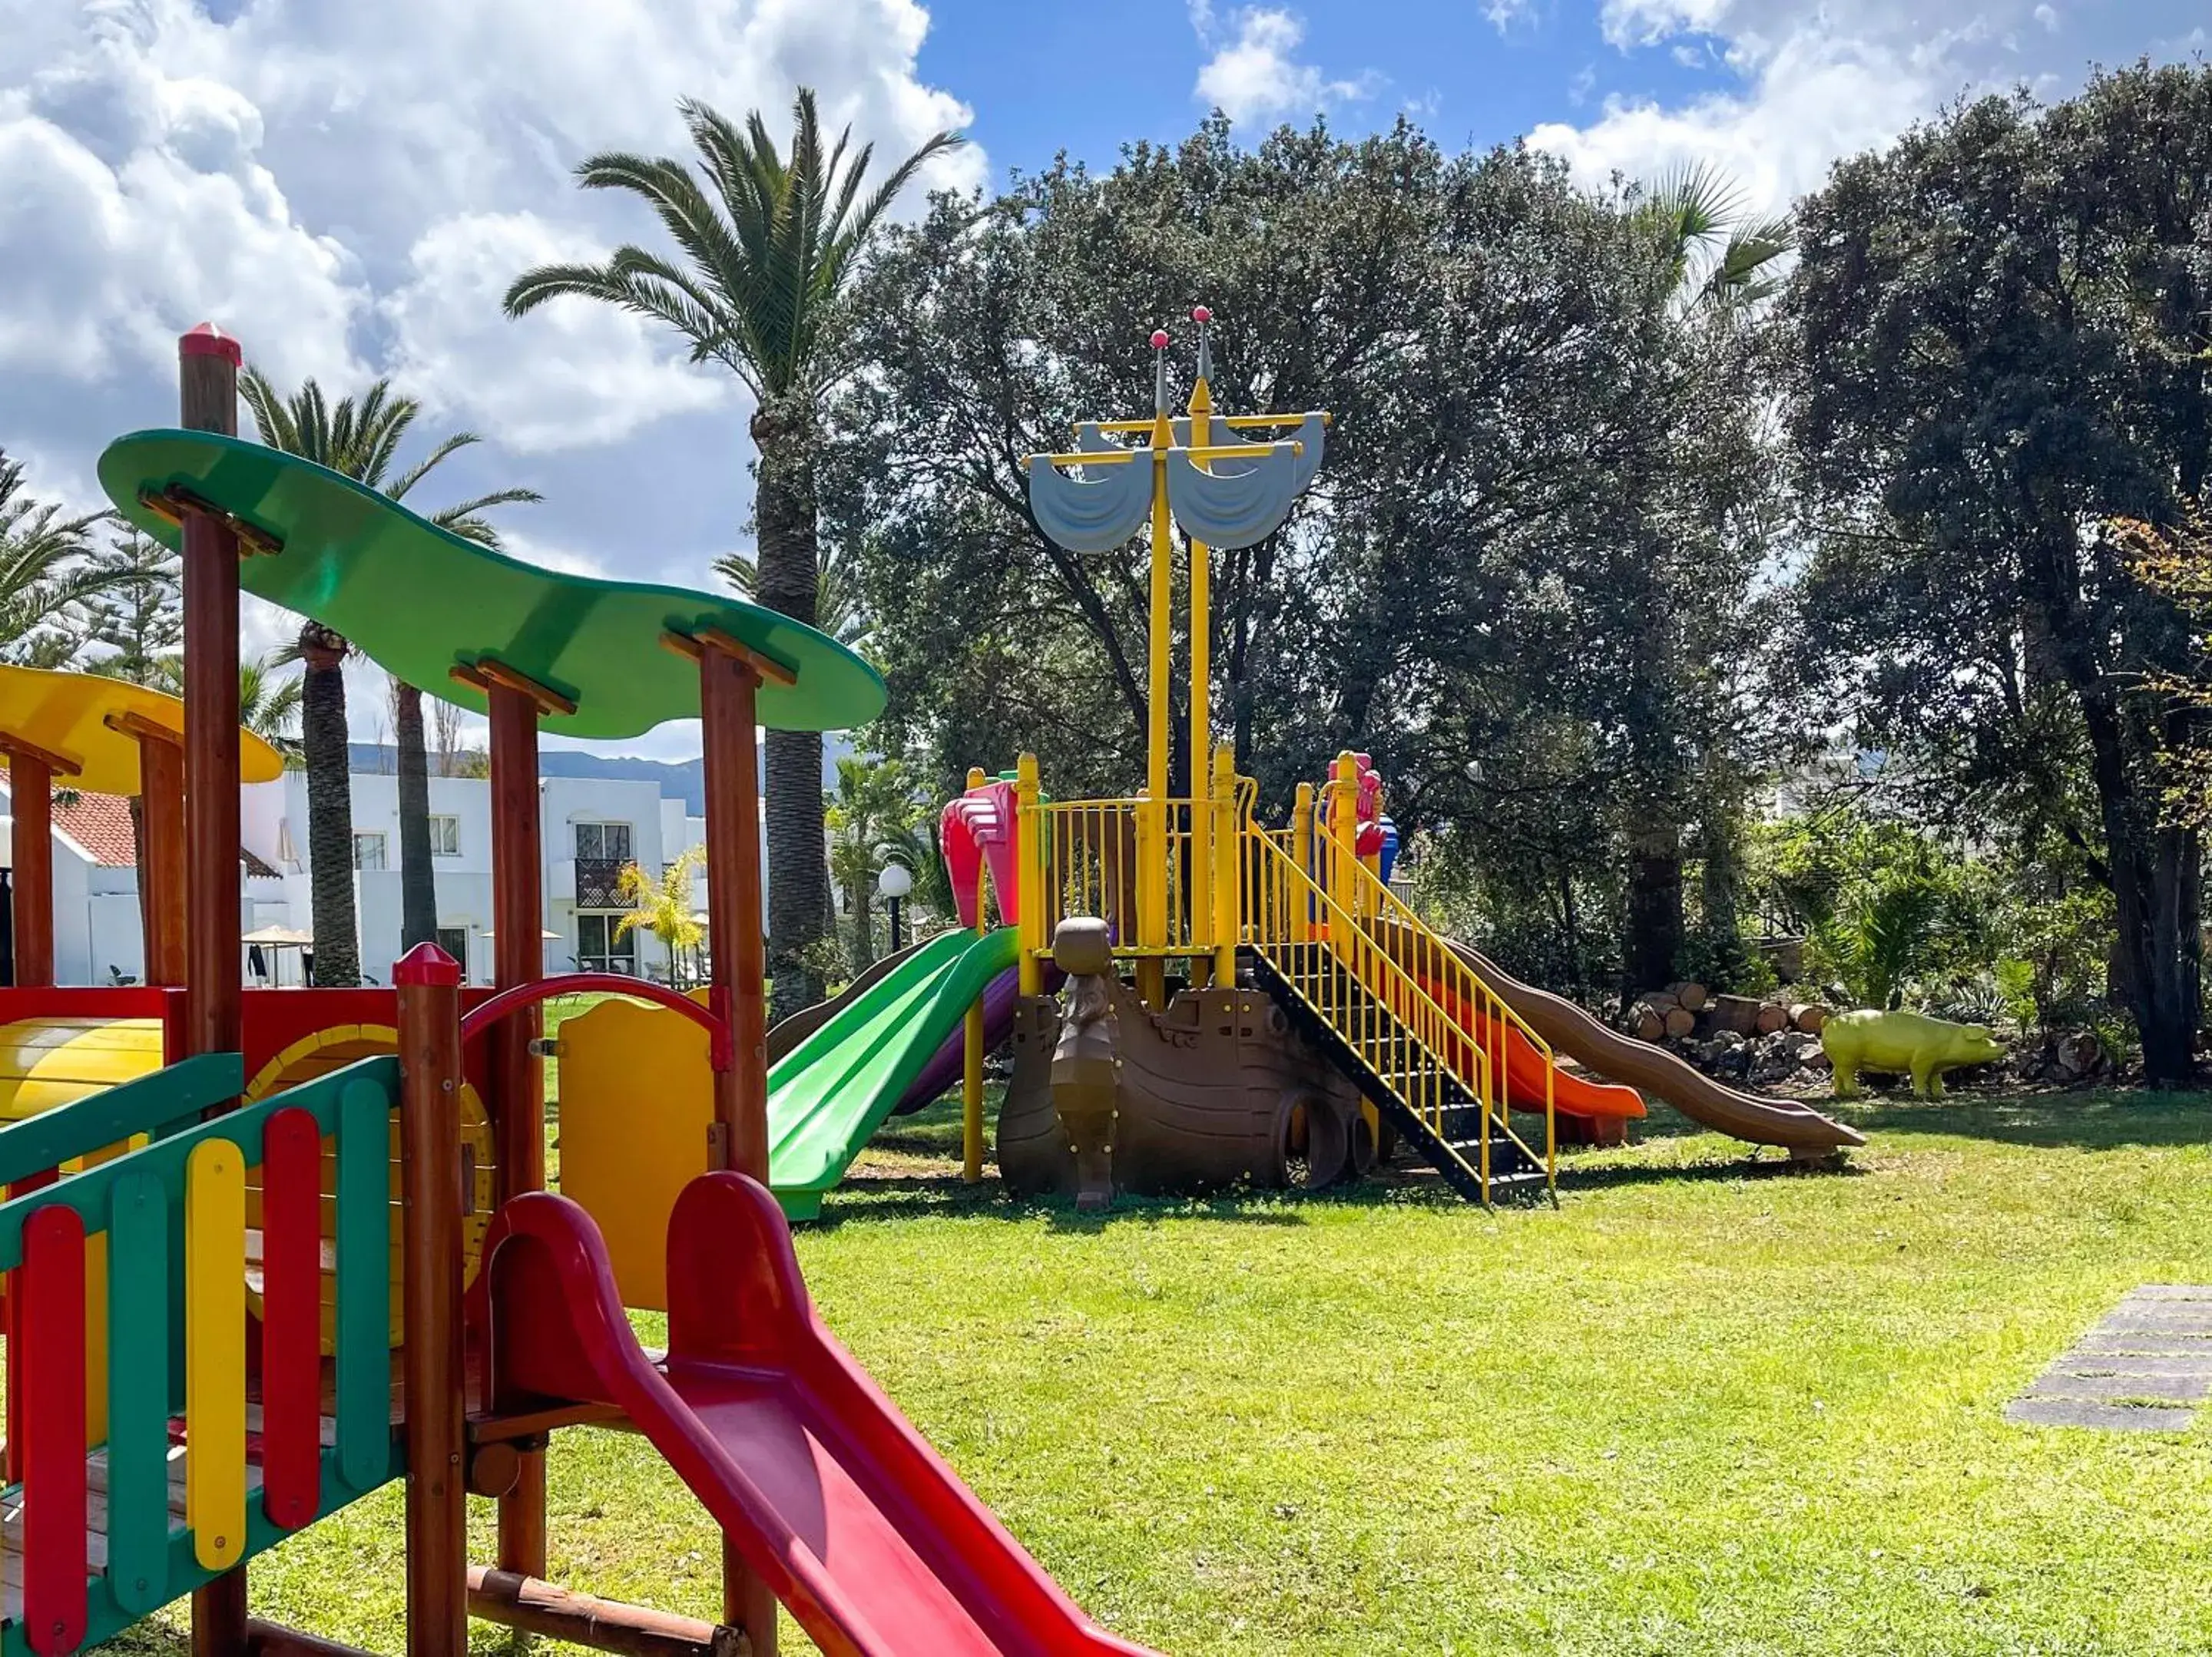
1822, 1008, 2005, 1099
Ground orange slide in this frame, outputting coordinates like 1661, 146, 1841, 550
1416, 973, 1644, 1124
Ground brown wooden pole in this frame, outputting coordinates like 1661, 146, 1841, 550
698, 644, 767, 1180
179, 321, 249, 1657
467, 1567, 743, 1657
486, 678, 548, 1579
696, 641, 773, 1654
8, 751, 53, 987
397, 942, 466, 1656
137, 732, 189, 984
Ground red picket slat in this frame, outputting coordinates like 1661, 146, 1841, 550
260, 1107, 324, 1530
5, 1165, 61, 1485
22, 1203, 88, 1655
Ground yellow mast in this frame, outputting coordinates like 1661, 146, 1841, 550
1186, 307, 1214, 988
1139, 327, 1174, 1010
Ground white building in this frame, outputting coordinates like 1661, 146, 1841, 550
4, 769, 723, 987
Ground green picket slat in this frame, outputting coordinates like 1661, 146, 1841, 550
105, 1170, 172, 1619
333, 1078, 392, 1490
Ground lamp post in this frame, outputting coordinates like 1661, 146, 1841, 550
877, 861, 912, 955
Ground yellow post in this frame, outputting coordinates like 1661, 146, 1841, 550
1015, 752, 1044, 997
1290, 782, 1316, 944
1331, 752, 1360, 924
963, 760, 990, 1182
1186, 346, 1214, 987
1140, 332, 1174, 1013
1210, 744, 1239, 983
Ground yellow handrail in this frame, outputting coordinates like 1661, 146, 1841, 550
1242, 829, 1553, 1198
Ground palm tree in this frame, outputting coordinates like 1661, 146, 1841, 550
613, 845, 709, 987
824, 755, 922, 967
1634, 163, 1796, 316
240, 372, 539, 984
504, 89, 962, 1017
239, 656, 306, 764
0, 451, 132, 663
715, 541, 870, 652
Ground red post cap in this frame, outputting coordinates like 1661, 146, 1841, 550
1150, 329, 1171, 349
1191, 305, 1211, 324
393, 941, 462, 987
179, 323, 243, 365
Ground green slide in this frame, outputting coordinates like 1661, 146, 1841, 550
768, 927, 1018, 1219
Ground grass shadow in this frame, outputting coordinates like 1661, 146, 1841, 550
1840, 1087, 2212, 1151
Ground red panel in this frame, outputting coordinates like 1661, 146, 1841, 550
259, 1106, 323, 1530
22, 1204, 88, 1655
4, 1166, 60, 1483
242, 985, 497, 1099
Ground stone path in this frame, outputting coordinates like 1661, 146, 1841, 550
2005, 1285, 2212, 1432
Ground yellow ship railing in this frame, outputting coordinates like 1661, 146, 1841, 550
1242, 828, 1553, 1197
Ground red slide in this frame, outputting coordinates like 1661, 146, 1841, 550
482, 1176, 1160, 1657
1416, 973, 1644, 1123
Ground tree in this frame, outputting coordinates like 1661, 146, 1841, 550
240, 372, 539, 981
716, 541, 870, 651
0, 450, 131, 663
504, 89, 963, 1017
1784, 64, 2212, 1081
81, 529, 182, 683
824, 755, 922, 966
614, 845, 708, 986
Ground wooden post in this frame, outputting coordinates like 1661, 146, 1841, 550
8, 751, 53, 987
137, 731, 189, 984
485, 678, 547, 1581
179, 321, 249, 1657
688, 635, 773, 1653
397, 943, 467, 1656
697, 640, 767, 1182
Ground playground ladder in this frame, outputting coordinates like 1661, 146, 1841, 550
1241, 829, 1556, 1205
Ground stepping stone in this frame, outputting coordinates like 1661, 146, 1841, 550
2024, 1371, 2211, 1403
2004, 1397, 2196, 1431
2121, 1285, 2212, 1301
2074, 1331, 2212, 1354
2051, 1355, 2212, 1380
2100, 1309, 2212, 1332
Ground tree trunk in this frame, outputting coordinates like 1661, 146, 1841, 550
394, 678, 437, 956
1624, 824, 1684, 997
850, 881, 874, 971
752, 403, 830, 1018
300, 627, 361, 987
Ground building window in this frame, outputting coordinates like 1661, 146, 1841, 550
430, 815, 462, 857
352, 832, 386, 871
574, 822, 633, 862
436, 926, 469, 970
576, 913, 637, 976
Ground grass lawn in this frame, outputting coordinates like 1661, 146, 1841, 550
108, 1083, 2212, 1655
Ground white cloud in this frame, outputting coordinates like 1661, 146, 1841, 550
382, 213, 733, 453
1482, 0, 1538, 31
1529, 1, 2199, 216
1190, 6, 1380, 125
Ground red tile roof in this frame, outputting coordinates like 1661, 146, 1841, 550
41, 788, 280, 877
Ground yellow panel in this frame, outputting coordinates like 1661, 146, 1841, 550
185, 1138, 247, 1570
0, 1018, 164, 1123
558, 998, 712, 1311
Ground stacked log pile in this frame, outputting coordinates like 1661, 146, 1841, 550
1619, 983, 1835, 1088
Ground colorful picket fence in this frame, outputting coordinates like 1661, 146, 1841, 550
0, 1053, 406, 1655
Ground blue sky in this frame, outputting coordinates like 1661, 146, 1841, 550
0, 0, 2204, 761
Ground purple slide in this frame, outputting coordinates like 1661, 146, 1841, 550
890, 963, 1032, 1116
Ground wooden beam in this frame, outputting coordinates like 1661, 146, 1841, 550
137, 733, 189, 986
467, 1568, 749, 1657
0, 734, 85, 779
658, 629, 798, 689
450, 658, 579, 718
102, 708, 184, 747
136, 484, 285, 559
244, 1620, 386, 1657
468, 1398, 627, 1446
8, 752, 52, 988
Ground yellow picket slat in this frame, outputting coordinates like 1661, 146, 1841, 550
184, 1137, 247, 1570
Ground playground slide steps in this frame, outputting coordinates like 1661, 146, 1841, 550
1245, 948, 1547, 1205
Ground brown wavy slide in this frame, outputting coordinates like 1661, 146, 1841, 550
1448, 938, 1866, 1155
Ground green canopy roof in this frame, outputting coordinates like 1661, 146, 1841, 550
98, 430, 884, 739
